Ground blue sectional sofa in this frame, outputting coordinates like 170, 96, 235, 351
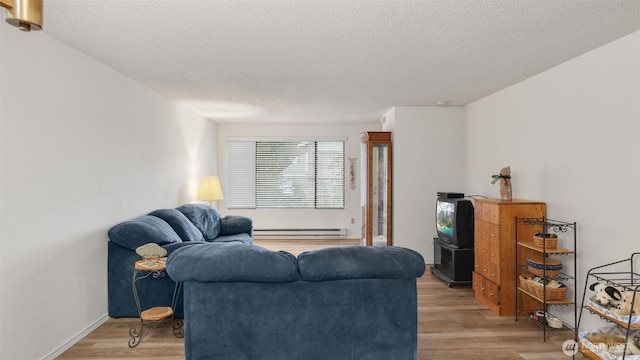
167, 242, 426, 360
107, 204, 253, 318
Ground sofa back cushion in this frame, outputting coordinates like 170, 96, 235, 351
167, 242, 300, 283
149, 209, 205, 242
108, 215, 182, 251
176, 204, 221, 241
297, 246, 425, 281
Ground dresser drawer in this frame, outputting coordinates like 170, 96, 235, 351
474, 201, 483, 219
476, 261, 499, 283
487, 223, 501, 283
475, 222, 490, 275
472, 271, 481, 294
481, 203, 501, 225
473, 272, 500, 307
484, 277, 500, 306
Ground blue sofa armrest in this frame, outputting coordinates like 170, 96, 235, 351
220, 215, 253, 236
108, 216, 182, 251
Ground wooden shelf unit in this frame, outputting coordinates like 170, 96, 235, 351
517, 242, 573, 255
515, 217, 577, 342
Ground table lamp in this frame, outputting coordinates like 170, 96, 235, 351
197, 177, 223, 206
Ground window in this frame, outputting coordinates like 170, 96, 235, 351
227, 139, 345, 209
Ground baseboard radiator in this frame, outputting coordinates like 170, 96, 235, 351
254, 228, 347, 238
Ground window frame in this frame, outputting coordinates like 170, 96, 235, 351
226, 137, 346, 210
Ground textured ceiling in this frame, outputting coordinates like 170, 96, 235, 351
42, 0, 639, 123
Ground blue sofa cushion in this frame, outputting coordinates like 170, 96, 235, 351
176, 204, 221, 241
297, 246, 425, 281
108, 215, 182, 251
149, 209, 205, 242
167, 242, 299, 283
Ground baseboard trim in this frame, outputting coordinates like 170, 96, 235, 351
41, 313, 110, 360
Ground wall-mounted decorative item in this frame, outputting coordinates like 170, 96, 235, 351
491, 166, 512, 201
348, 157, 357, 190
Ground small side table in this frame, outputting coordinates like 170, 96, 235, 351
128, 258, 183, 347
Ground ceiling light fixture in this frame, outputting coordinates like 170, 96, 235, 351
1, 0, 42, 32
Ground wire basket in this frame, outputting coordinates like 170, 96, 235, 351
533, 233, 558, 249
527, 258, 562, 277
527, 267, 562, 277
519, 275, 568, 301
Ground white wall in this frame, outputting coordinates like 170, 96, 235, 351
464, 31, 639, 326
0, 27, 217, 359
217, 122, 379, 238
382, 106, 465, 262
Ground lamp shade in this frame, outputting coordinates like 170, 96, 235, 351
197, 177, 223, 205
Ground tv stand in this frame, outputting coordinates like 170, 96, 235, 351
431, 237, 473, 287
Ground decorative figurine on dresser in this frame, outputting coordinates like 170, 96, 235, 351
431, 192, 475, 286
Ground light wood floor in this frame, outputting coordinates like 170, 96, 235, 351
58, 239, 575, 359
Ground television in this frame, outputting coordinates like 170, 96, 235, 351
435, 194, 474, 249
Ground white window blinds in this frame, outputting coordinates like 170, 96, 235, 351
227, 141, 256, 208
227, 139, 345, 209
315, 141, 345, 208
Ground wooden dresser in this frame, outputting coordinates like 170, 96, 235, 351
472, 198, 546, 316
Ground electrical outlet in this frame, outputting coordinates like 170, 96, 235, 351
350, 218, 355, 224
